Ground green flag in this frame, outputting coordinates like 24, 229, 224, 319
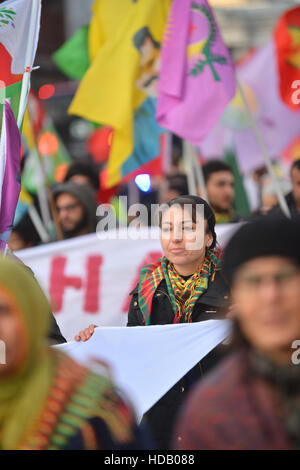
22, 121, 71, 195
224, 146, 250, 217
53, 25, 90, 80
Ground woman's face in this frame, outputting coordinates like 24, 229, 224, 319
232, 256, 300, 362
160, 206, 213, 269
0, 291, 26, 376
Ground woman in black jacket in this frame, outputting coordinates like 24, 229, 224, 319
75, 196, 229, 449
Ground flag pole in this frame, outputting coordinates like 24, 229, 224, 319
191, 144, 208, 202
26, 107, 64, 241
0, 103, 6, 255
162, 132, 172, 174
0, 102, 7, 205
17, 0, 40, 128
236, 77, 291, 218
183, 140, 208, 200
183, 140, 197, 195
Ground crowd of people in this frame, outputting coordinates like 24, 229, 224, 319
0, 146, 299, 450
8, 153, 300, 250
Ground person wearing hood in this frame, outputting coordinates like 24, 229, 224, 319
53, 182, 98, 239
175, 217, 300, 450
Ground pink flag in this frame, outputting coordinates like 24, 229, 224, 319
156, 0, 236, 145
0, 101, 21, 250
199, 41, 300, 174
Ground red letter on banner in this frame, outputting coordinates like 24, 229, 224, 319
50, 256, 83, 312
84, 256, 103, 313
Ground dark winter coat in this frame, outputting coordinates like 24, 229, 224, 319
49, 314, 66, 345
268, 192, 300, 219
127, 270, 229, 449
175, 348, 297, 450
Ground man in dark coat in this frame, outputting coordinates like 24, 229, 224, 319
268, 159, 300, 218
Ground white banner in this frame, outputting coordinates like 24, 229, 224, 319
56, 320, 232, 419
18, 225, 240, 341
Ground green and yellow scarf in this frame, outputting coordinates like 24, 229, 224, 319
138, 249, 221, 325
214, 210, 239, 224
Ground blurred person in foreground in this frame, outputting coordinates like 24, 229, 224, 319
202, 160, 240, 224
0, 257, 148, 450
269, 159, 300, 218
75, 196, 229, 449
53, 182, 98, 240
175, 218, 300, 450
5, 242, 65, 345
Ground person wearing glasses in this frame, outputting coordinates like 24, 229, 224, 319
53, 182, 98, 240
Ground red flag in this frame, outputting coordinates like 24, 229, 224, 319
274, 6, 300, 110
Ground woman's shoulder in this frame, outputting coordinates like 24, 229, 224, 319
196, 269, 229, 308
211, 269, 229, 296
129, 278, 167, 297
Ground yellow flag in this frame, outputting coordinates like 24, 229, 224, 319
69, 0, 171, 187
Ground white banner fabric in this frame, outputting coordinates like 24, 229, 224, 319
56, 319, 232, 419
18, 225, 240, 341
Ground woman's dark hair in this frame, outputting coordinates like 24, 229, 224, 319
158, 195, 217, 249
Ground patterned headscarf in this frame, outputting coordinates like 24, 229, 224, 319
0, 258, 135, 450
